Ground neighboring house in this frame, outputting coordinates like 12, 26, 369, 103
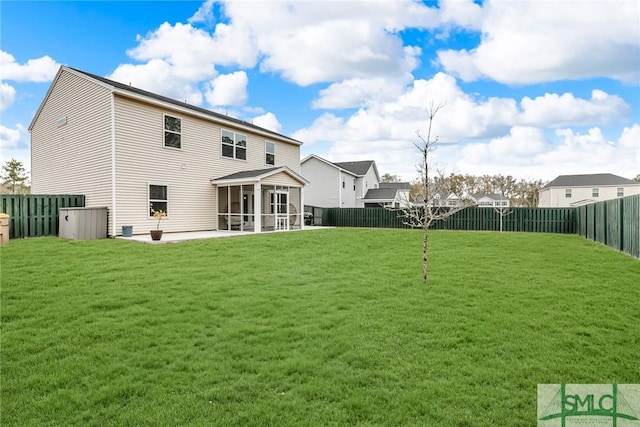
469, 193, 510, 208
30, 66, 308, 236
363, 182, 411, 208
301, 155, 380, 207
429, 192, 463, 208
538, 173, 640, 207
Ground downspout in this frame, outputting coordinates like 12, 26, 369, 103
110, 92, 117, 236
338, 171, 342, 207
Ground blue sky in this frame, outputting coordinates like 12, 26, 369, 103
1, 0, 639, 182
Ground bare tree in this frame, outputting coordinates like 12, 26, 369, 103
492, 187, 513, 232
395, 102, 469, 284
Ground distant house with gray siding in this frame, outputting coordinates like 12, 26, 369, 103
538, 173, 640, 207
29, 66, 308, 236
301, 155, 381, 208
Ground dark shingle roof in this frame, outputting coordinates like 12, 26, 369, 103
470, 193, 509, 201
543, 173, 639, 188
363, 188, 399, 200
333, 160, 375, 176
69, 67, 301, 145
214, 167, 280, 180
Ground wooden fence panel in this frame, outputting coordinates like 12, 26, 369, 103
622, 195, 640, 258
0, 195, 85, 239
604, 199, 622, 252
324, 206, 576, 233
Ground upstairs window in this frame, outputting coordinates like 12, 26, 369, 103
565, 189, 572, 198
164, 115, 181, 149
592, 188, 599, 198
265, 141, 275, 165
149, 184, 168, 216
353, 179, 356, 191
222, 130, 247, 160
617, 187, 624, 197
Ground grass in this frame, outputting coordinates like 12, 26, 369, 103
1, 228, 639, 426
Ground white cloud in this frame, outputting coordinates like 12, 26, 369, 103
453, 126, 640, 181
188, 0, 215, 24
437, 1, 640, 84
312, 76, 411, 109
108, 59, 204, 105
204, 71, 248, 107
296, 71, 636, 181
0, 50, 60, 82
0, 124, 22, 150
0, 82, 16, 111
252, 112, 282, 134
520, 90, 629, 127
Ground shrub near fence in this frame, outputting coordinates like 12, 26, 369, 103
0, 195, 85, 239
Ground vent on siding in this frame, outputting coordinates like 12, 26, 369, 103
56, 116, 67, 127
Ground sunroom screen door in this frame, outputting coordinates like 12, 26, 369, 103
275, 191, 288, 230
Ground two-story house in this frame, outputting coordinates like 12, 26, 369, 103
29, 66, 308, 236
469, 194, 510, 208
301, 155, 380, 208
538, 173, 640, 207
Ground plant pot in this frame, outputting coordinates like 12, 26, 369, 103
150, 230, 163, 241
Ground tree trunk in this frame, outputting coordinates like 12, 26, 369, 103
422, 220, 428, 283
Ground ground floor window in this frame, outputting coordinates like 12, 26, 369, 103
149, 184, 168, 216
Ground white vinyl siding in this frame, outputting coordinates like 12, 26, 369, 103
31, 67, 303, 236
113, 95, 301, 234
301, 157, 341, 207
30, 69, 113, 224
538, 185, 640, 207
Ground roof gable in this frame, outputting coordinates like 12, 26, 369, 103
301, 155, 358, 177
364, 188, 400, 201
333, 160, 375, 176
211, 166, 308, 185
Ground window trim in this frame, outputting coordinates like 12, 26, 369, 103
592, 188, 599, 198
221, 129, 247, 161
617, 187, 624, 197
565, 188, 572, 198
149, 184, 169, 217
163, 114, 182, 149
265, 141, 275, 165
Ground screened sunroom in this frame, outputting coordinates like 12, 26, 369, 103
211, 167, 308, 233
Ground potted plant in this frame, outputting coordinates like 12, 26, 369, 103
150, 205, 166, 241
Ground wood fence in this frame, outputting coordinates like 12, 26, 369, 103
324, 206, 576, 234
575, 194, 640, 258
321, 195, 640, 258
0, 195, 85, 239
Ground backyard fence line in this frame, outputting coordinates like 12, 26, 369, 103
576, 194, 640, 258
322, 196, 639, 258
0, 194, 85, 239
323, 206, 576, 234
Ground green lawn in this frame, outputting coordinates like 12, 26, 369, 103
1, 229, 638, 426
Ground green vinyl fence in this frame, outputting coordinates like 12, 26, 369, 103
323, 196, 640, 258
325, 206, 576, 234
0, 194, 85, 239
575, 194, 640, 258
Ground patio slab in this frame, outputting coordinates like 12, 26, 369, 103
117, 226, 328, 244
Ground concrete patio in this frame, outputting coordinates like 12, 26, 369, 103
117, 226, 328, 244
